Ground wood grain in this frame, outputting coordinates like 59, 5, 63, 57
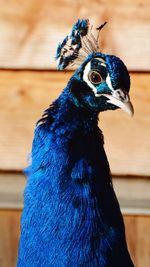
0, 0, 149, 70
0, 210, 149, 267
0, 70, 150, 175
0, 210, 20, 267
0, 173, 26, 209
124, 215, 150, 267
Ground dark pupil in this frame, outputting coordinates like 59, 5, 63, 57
90, 71, 101, 84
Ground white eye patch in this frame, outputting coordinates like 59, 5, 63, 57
106, 74, 115, 92
83, 58, 107, 96
83, 61, 97, 95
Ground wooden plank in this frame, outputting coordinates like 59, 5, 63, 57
0, 173, 26, 209
124, 215, 150, 267
113, 178, 150, 215
0, 70, 149, 175
0, 173, 150, 215
0, 210, 20, 267
0, 210, 149, 267
0, 0, 149, 70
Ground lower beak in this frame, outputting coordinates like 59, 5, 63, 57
102, 89, 134, 116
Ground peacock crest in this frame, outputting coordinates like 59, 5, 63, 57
55, 19, 107, 70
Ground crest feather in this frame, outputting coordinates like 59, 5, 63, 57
56, 19, 107, 70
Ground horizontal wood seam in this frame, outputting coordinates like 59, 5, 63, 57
0, 68, 149, 74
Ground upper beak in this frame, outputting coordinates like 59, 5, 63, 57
102, 89, 134, 116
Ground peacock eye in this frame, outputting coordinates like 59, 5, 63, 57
88, 70, 102, 84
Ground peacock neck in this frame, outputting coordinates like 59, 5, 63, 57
41, 86, 101, 140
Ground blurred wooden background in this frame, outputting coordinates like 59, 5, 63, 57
0, 0, 150, 266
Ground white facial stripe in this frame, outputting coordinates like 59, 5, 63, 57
83, 61, 97, 95
106, 74, 115, 92
94, 57, 106, 63
100, 63, 106, 67
94, 57, 106, 67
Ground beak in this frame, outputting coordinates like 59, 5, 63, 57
102, 89, 134, 116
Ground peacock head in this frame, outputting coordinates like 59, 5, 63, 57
56, 19, 134, 116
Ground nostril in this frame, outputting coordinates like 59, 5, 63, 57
115, 89, 128, 102
116, 89, 122, 96
116, 90, 120, 95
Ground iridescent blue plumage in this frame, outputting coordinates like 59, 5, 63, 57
17, 20, 134, 266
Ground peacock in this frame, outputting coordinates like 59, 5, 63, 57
17, 19, 135, 267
